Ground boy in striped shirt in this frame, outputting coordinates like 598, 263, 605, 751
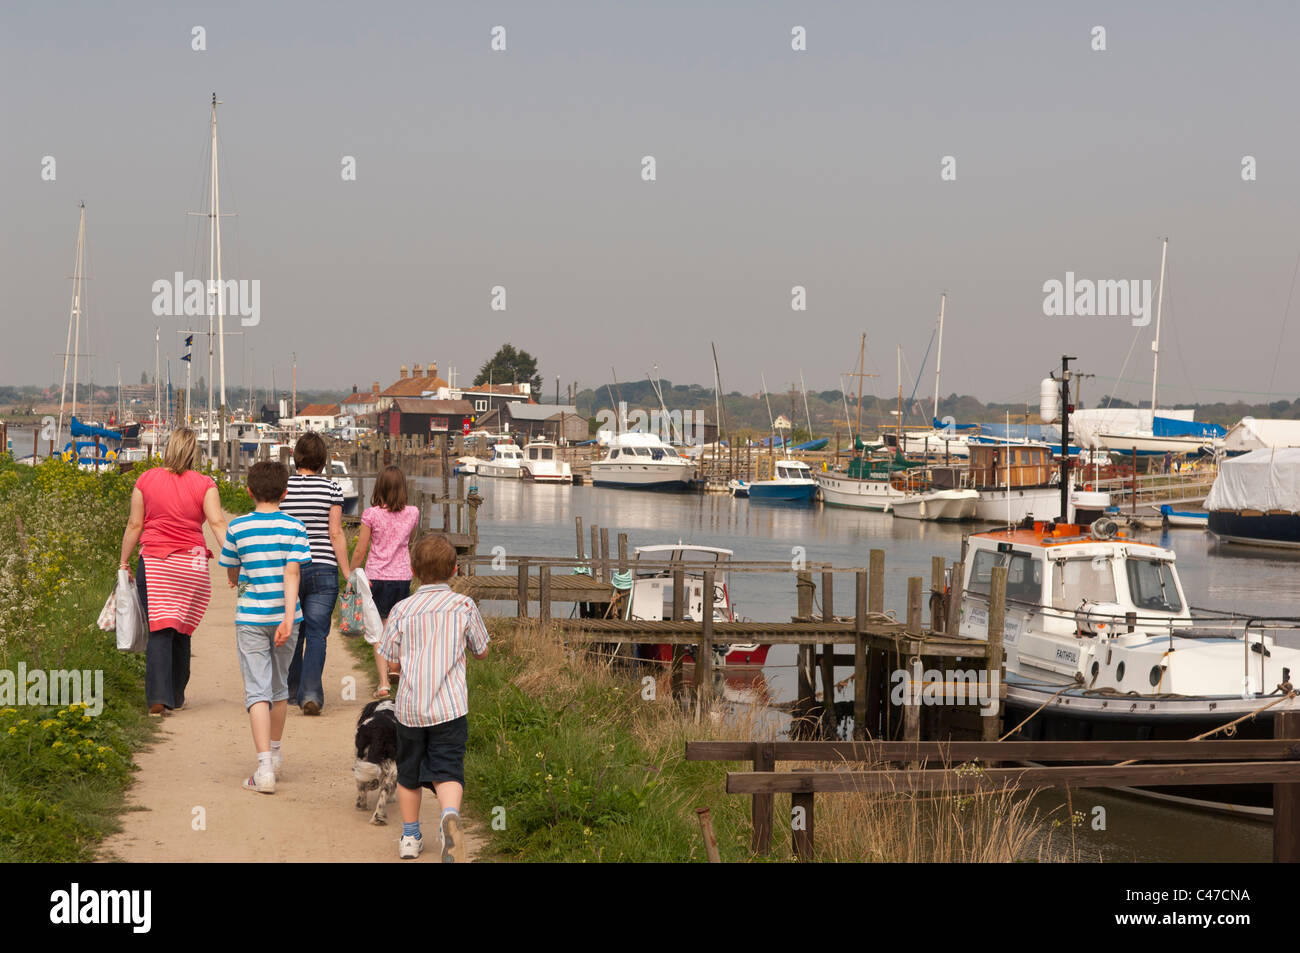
377, 533, 489, 861
218, 462, 311, 795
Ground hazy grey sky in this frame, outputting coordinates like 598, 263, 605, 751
4, 1, 1299, 411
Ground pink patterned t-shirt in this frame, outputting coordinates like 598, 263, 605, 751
361, 505, 421, 580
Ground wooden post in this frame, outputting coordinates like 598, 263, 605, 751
517, 557, 530, 620
906, 577, 923, 636
456, 474, 464, 534
931, 556, 946, 634
854, 569, 868, 740
796, 570, 814, 620
698, 568, 715, 711
575, 517, 585, 559
600, 527, 610, 584
868, 549, 885, 614
1275, 709, 1300, 863
983, 564, 1008, 745
670, 563, 685, 701
617, 532, 629, 573
590, 525, 600, 581
695, 807, 721, 864
794, 570, 814, 740
441, 435, 451, 531
538, 564, 551, 627
820, 570, 835, 738
946, 560, 965, 637
751, 741, 775, 854
792, 791, 814, 861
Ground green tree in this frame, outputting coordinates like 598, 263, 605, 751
473, 344, 542, 394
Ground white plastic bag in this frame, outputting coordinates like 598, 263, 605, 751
350, 568, 386, 645
114, 568, 148, 653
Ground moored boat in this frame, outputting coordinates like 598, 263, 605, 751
957, 518, 1300, 813
590, 432, 694, 491
477, 442, 525, 479
889, 488, 979, 521
521, 440, 573, 483
1206, 447, 1300, 549
747, 459, 817, 504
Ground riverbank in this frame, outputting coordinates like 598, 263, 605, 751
0, 456, 250, 861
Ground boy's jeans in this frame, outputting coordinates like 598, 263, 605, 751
287, 563, 339, 709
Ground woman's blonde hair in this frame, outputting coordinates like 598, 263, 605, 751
162, 428, 199, 475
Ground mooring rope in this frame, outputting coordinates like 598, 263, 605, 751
997, 677, 1084, 742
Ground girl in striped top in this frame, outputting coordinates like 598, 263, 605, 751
280, 432, 351, 715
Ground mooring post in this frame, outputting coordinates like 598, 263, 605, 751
600, 527, 611, 584
984, 564, 1008, 748
854, 569, 868, 740
946, 560, 965, 637
575, 517, 585, 559
820, 570, 836, 738
517, 557, 530, 620
670, 562, 685, 702
1274, 709, 1300, 863
617, 532, 628, 573
931, 556, 946, 634
698, 568, 715, 712
751, 741, 775, 854
906, 577, 923, 636
795, 570, 815, 739
538, 564, 551, 627
792, 791, 814, 861
590, 525, 600, 580
868, 549, 884, 613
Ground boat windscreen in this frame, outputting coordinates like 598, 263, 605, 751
1052, 557, 1116, 610
1126, 558, 1183, 612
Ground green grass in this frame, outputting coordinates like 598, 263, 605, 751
0, 454, 250, 861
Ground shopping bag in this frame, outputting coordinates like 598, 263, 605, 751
114, 569, 148, 653
97, 581, 117, 632
350, 568, 386, 645
339, 580, 365, 638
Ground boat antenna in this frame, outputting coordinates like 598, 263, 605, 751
1059, 354, 1075, 523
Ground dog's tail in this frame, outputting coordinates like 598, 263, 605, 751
353, 758, 383, 784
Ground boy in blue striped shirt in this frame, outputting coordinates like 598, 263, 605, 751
218, 461, 311, 794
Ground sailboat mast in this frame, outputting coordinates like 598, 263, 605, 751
1150, 237, 1168, 415
212, 94, 227, 421
896, 346, 902, 441
154, 328, 161, 424
58, 202, 86, 442
761, 372, 776, 446
854, 333, 866, 443
932, 292, 946, 423
799, 369, 813, 440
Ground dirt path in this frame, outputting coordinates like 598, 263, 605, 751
101, 528, 483, 863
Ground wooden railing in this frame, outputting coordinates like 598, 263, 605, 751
686, 713, 1300, 861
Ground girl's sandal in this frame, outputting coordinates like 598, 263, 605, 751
372, 686, 390, 700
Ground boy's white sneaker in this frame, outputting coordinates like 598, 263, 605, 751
398, 834, 423, 859
243, 768, 276, 794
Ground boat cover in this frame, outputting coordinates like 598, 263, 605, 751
1205, 447, 1300, 513
69, 416, 122, 441
1152, 416, 1225, 439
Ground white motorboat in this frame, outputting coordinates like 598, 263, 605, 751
889, 488, 979, 521
590, 432, 694, 491
455, 456, 482, 475
521, 440, 572, 483
477, 442, 525, 479
624, 544, 768, 667
327, 459, 360, 514
957, 518, 1300, 814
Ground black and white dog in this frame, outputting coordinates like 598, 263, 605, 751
353, 699, 398, 825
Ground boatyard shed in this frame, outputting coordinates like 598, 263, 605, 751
379, 398, 476, 437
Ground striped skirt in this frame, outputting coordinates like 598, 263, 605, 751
141, 547, 211, 635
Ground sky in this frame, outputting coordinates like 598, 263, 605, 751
3, 1, 1300, 413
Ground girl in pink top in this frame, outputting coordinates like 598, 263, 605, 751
351, 466, 420, 697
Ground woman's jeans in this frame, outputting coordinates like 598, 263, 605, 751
287, 563, 340, 709
136, 558, 191, 710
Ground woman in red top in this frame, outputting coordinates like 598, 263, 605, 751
118, 429, 228, 715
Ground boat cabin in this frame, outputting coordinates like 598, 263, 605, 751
626, 545, 734, 623
967, 443, 1054, 489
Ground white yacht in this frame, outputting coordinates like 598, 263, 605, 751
477, 442, 525, 479
590, 432, 694, 491
521, 440, 572, 483
889, 488, 979, 521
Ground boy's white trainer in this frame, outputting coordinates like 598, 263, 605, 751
243, 768, 276, 794
398, 834, 423, 859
